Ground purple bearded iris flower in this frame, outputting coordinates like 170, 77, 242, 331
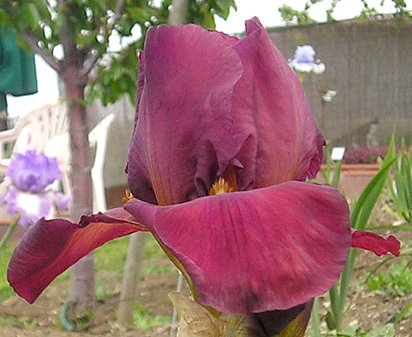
7, 18, 399, 335
1, 151, 70, 228
8, 151, 61, 193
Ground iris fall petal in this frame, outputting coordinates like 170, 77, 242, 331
125, 181, 350, 315
7, 210, 145, 303
351, 230, 400, 256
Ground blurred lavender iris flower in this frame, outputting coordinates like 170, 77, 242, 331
290, 45, 325, 74
1, 151, 70, 228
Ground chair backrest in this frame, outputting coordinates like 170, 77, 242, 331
13, 104, 68, 154
46, 113, 115, 213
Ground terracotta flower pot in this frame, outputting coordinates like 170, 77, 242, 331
318, 164, 380, 200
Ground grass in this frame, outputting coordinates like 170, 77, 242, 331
133, 302, 170, 331
0, 315, 39, 329
94, 236, 129, 273
367, 258, 412, 297
0, 243, 14, 301
93, 234, 174, 277
322, 323, 396, 337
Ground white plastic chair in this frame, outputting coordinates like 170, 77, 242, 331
88, 113, 115, 212
0, 104, 68, 171
45, 113, 115, 213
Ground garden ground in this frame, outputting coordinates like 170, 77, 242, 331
0, 198, 411, 337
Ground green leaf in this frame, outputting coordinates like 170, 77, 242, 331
396, 298, 412, 323
350, 137, 397, 229
224, 316, 247, 337
128, 7, 150, 22
21, 3, 41, 29
388, 144, 412, 223
365, 323, 395, 337
331, 160, 342, 188
212, 0, 233, 19
308, 297, 321, 337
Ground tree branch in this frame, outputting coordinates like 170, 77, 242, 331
80, 50, 101, 79
81, 0, 126, 78
112, 0, 126, 24
23, 30, 61, 73
58, 0, 77, 61
168, 0, 189, 24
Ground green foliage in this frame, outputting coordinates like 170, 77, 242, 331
0, 243, 14, 301
367, 258, 412, 297
278, 5, 315, 25
94, 236, 129, 273
143, 235, 175, 275
320, 146, 342, 188
350, 138, 397, 230
310, 137, 412, 337
279, 0, 411, 25
143, 234, 164, 259
133, 302, 170, 330
323, 323, 395, 337
0, 0, 237, 106
388, 143, 412, 223
188, 0, 237, 29
311, 138, 398, 334
396, 298, 412, 323
94, 233, 174, 277
0, 315, 39, 329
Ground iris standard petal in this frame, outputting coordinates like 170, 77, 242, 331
230, 18, 324, 189
7, 210, 145, 303
351, 230, 400, 256
125, 181, 350, 315
126, 23, 244, 205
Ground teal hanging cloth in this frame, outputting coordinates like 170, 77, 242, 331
0, 27, 38, 128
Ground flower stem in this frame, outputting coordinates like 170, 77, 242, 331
335, 249, 358, 331
0, 215, 19, 252
309, 297, 322, 337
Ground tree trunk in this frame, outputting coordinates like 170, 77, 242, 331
117, 232, 147, 328
63, 63, 95, 317
168, 0, 189, 24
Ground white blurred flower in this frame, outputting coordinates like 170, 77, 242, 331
322, 90, 337, 102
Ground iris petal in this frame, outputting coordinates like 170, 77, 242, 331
125, 181, 350, 315
229, 18, 324, 188
247, 300, 312, 337
7, 209, 145, 303
351, 230, 400, 256
126, 23, 243, 204
126, 18, 325, 204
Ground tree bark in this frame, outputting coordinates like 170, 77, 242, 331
63, 62, 95, 316
168, 0, 189, 24
117, 232, 147, 328
58, 0, 95, 319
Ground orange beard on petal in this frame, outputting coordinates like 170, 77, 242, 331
209, 165, 238, 195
